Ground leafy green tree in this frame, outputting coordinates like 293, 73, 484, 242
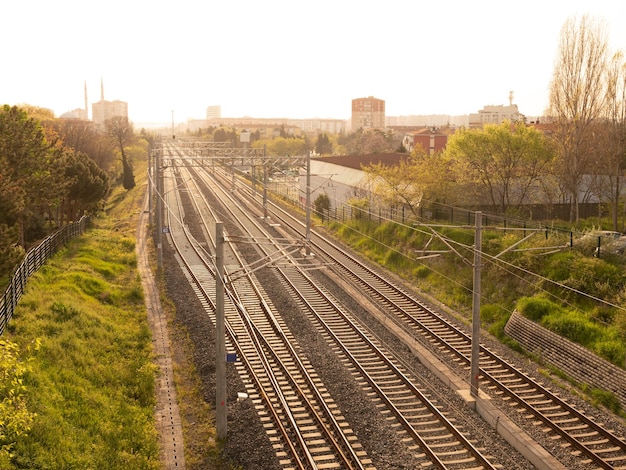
337, 129, 395, 155
213, 127, 237, 144
13, 105, 54, 123
313, 193, 331, 221
0, 106, 37, 234
52, 119, 116, 173
0, 225, 22, 278
0, 106, 113, 271
63, 150, 109, 222
315, 133, 333, 155
445, 121, 554, 212
0, 105, 62, 245
252, 136, 308, 156
409, 148, 457, 204
337, 128, 363, 155
396, 142, 408, 153
359, 129, 392, 154
362, 147, 458, 217
363, 155, 423, 217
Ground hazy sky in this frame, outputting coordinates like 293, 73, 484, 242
2, 0, 625, 124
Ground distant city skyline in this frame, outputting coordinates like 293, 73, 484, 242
61, 82, 527, 129
2, 1, 625, 125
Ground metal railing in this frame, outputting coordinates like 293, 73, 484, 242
0, 216, 90, 336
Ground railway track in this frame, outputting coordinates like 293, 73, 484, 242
161, 157, 372, 469
158, 141, 626, 469
225, 161, 626, 470
174, 158, 510, 469
274, 262, 499, 469
305, 215, 626, 470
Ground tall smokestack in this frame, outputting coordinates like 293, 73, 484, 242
84, 80, 88, 120
101, 77, 104, 102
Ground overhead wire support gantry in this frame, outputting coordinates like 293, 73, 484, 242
160, 139, 306, 169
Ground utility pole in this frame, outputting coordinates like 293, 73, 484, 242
148, 146, 153, 227
241, 131, 251, 193
215, 222, 227, 439
305, 151, 311, 256
156, 148, 163, 271
470, 211, 482, 397
263, 164, 268, 220
263, 145, 268, 218
231, 153, 236, 191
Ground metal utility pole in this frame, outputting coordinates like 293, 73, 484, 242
215, 222, 227, 439
231, 153, 236, 191
241, 131, 251, 192
262, 145, 268, 218
470, 211, 482, 397
148, 147, 153, 227
263, 164, 268, 219
305, 151, 311, 256
156, 148, 163, 271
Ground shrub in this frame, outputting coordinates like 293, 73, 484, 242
412, 265, 430, 279
0, 339, 37, 463
541, 311, 604, 346
564, 257, 623, 296
590, 306, 617, 325
313, 193, 331, 220
542, 252, 575, 281
593, 339, 626, 366
488, 314, 512, 340
516, 296, 558, 321
481, 304, 506, 325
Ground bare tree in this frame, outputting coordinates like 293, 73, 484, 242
548, 15, 609, 223
106, 116, 136, 190
363, 156, 423, 218
54, 119, 116, 172
600, 51, 626, 230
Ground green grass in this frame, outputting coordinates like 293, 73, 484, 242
583, 386, 623, 414
516, 296, 626, 367
0, 160, 166, 469
1, 158, 241, 470
322, 216, 626, 367
4, 223, 160, 469
318, 214, 626, 417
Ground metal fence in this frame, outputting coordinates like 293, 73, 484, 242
0, 216, 90, 336
318, 202, 560, 234
319, 201, 602, 228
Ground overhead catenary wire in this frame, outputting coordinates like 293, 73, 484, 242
316, 191, 626, 323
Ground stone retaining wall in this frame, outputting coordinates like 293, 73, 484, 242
504, 311, 626, 410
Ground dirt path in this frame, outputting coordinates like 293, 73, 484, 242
137, 194, 186, 469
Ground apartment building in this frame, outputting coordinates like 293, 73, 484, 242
351, 96, 385, 132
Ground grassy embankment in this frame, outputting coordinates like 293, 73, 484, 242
323, 215, 626, 414
2, 161, 219, 469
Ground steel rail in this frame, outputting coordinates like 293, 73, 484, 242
201, 163, 500, 469
161, 162, 308, 469
252, 179, 626, 470
171, 155, 368, 469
